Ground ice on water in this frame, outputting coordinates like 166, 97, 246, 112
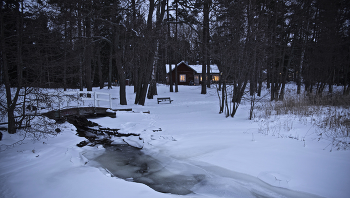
84, 144, 206, 195
84, 144, 323, 198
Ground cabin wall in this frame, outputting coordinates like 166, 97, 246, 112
166, 62, 221, 85
170, 63, 195, 85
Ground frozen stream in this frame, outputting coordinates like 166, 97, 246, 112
83, 144, 323, 198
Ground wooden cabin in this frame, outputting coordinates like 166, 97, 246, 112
166, 61, 220, 85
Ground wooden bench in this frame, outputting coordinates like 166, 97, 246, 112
157, 97, 173, 104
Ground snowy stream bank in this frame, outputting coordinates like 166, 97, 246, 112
1, 85, 349, 198
53, 111, 323, 197
62, 114, 322, 198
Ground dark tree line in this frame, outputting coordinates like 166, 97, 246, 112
1, 0, 350, 133
208, 0, 350, 117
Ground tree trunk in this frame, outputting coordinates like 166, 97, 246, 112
201, 0, 210, 94
64, 16, 67, 91
115, 29, 127, 105
175, 63, 178, 92
108, 37, 113, 89
279, 45, 294, 101
1, 18, 16, 133
201, 64, 207, 94
1, 2, 21, 134
134, 66, 139, 93
219, 75, 226, 113
166, 0, 173, 92
97, 45, 103, 89
78, 9, 83, 91
270, 42, 276, 101
148, 0, 165, 98
135, 0, 155, 105
344, 47, 350, 95
85, 17, 92, 91
174, 1, 179, 92
134, 70, 142, 104
148, 40, 160, 98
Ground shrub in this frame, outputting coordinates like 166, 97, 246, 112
255, 91, 350, 150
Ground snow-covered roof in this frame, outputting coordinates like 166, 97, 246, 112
165, 61, 220, 74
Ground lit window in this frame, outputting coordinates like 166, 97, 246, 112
180, 74, 186, 82
212, 75, 219, 82
200, 75, 208, 81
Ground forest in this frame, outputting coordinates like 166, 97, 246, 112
1, 0, 350, 133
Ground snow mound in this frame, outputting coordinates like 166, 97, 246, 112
123, 136, 144, 149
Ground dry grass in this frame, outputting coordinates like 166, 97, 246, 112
255, 91, 350, 150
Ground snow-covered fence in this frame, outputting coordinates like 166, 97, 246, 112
64, 91, 112, 109
21, 90, 113, 113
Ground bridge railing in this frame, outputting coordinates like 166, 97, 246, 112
63, 91, 112, 109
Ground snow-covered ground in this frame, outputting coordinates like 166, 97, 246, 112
1, 84, 349, 198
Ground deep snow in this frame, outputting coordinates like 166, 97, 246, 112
0, 84, 349, 198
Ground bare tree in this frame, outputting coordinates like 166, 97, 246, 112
1, 0, 23, 134
147, 0, 166, 99
134, 0, 156, 105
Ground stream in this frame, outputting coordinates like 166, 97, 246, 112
82, 144, 324, 198
51, 113, 323, 198
83, 144, 205, 195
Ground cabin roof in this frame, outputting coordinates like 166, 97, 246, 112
165, 61, 220, 74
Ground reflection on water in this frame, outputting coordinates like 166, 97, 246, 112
84, 144, 324, 198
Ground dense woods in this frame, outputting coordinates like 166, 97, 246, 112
1, 0, 350, 132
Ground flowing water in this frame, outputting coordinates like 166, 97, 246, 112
83, 144, 324, 198
84, 144, 205, 195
